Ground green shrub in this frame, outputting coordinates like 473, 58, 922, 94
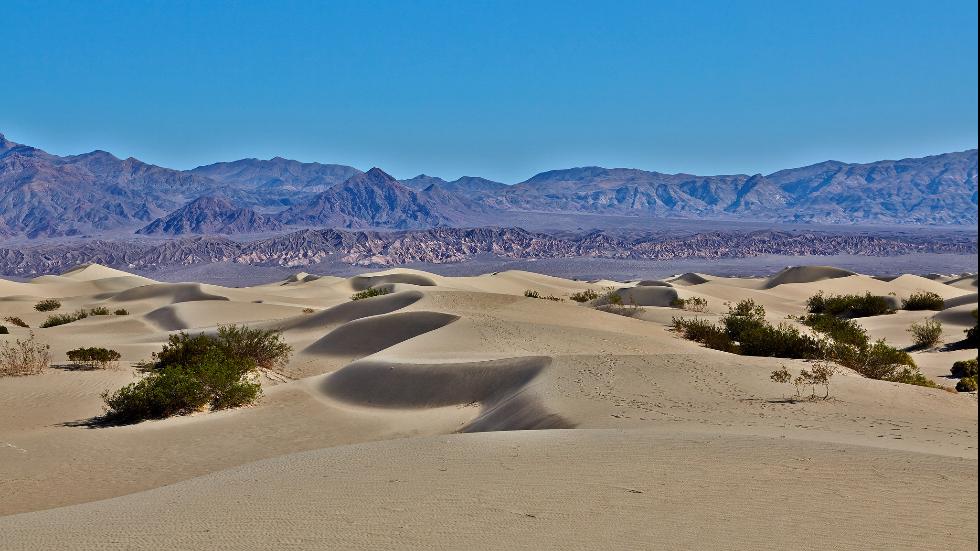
907, 319, 943, 349
806, 291, 893, 318
4, 316, 29, 328
735, 321, 824, 360
33, 299, 61, 312
827, 338, 932, 386
671, 296, 708, 312
672, 317, 739, 353
799, 313, 868, 347
149, 325, 292, 373
901, 291, 945, 311
0, 332, 51, 377
67, 347, 121, 369
569, 289, 599, 303
102, 325, 288, 424
40, 309, 89, 328
88, 306, 111, 316
351, 288, 390, 301
955, 376, 977, 392
113, 308, 129, 315
950, 358, 978, 378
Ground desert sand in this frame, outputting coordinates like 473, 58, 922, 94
0, 263, 976, 550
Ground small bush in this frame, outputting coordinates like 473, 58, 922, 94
570, 289, 599, 303
901, 291, 945, 311
524, 289, 540, 298
950, 358, 978, 378
907, 319, 943, 349
672, 317, 738, 353
150, 325, 292, 373
964, 310, 978, 347
0, 325, 7, 334
113, 308, 129, 315
40, 309, 89, 328
671, 296, 708, 312
4, 316, 29, 328
525, 289, 563, 302
799, 313, 867, 347
302, 307, 315, 314
0, 332, 51, 376
67, 347, 121, 369
88, 306, 111, 316
351, 288, 390, 301
34, 299, 61, 312
806, 292, 893, 318
102, 352, 261, 424
955, 376, 977, 392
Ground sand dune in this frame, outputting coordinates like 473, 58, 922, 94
1, 263, 976, 549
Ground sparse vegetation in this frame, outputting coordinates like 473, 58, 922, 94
806, 291, 893, 318
67, 347, 121, 369
907, 319, 943, 349
569, 289, 599, 303
595, 291, 644, 317
901, 291, 945, 311
40, 309, 89, 328
34, 299, 61, 312
113, 308, 129, 315
351, 288, 390, 301
672, 317, 738, 353
102, 325, 291, 424
951, 358, 978, 378
88, 306, 111, 315
524, 289, 563, 301
964, 309, 978, 347
798, 313, 867, 347
0, 332, 51, 377
0, 325, 7, 334
302, 307, 315, 314
4, 316, 29, 328
670, 296, 708, 312
955, 376, 977, 392
771, 362, 837, 400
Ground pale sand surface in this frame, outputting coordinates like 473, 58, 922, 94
1, 264, 976, 549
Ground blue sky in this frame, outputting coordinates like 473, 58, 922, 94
1, 0, 976, 183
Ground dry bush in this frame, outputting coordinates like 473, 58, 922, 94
0, 332, 51, 376
33, 299, 61, 312
569, 289, 599, 303
4, 316, 29, 328
907, 319, 943, 349
302, 307, 315, 314
671, 297, 708, 312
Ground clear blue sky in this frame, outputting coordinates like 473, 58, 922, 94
1, 0, 976, 183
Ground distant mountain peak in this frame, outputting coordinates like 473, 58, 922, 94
136, 194, 282, 236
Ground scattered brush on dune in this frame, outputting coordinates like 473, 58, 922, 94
524, 289, 563, 301
901, 291, 945, 311
33, 299, 61, 312
0, 332, 51, 377
66, 347, 122, 370
569, 289, 599, 303
907, 319, 943, 349
805, 291, 895, 318
674, 299, 936, 388
40, 310, 89, 328
670, 296, 708, 312
4, 316, 29, 328
101, 325, 292, 424
351, 288, 390, 301
594, 291, 644, 318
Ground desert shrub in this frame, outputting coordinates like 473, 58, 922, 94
88, 306, 111, 316
523, 289, 540, 298
595, 292, 644, 317
806, 291, 893, 318
671, 297, 708, 312
798, 313, 868, 347
302, 307, 315, 314
525, 289, 563, 301
4, 316, 29, 328
827, 338, 933, 386
102, 352, 261, 424
672, 317, 739, 353
67, 347, 121, 369
964, 310, 978, 347
955, 376, 977, 392
736, 321, 824, 359
0, 332, 51, 376
950, 358, 978, 378
351, 288, 390, 301
570, 289, 599, 303
770, 362, 837, 400
114, 308, 129, 315
901, 291, 945, 311
148, 325, 292, 373
0, 325, 7, 334
33, 299, 61, 312
907, 319, 943, 349
39, 309, 88, 328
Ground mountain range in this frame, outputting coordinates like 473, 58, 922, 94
1, 132, 976, 238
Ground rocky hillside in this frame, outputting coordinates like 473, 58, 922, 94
136, 195, 283, 236
1, 131, 976, 239
0, 227, 974, 276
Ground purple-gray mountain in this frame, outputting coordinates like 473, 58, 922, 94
1, 132, 976, 238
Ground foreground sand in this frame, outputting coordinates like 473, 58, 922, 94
1, 264, 977, 549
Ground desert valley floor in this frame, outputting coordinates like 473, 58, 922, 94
0, 263, 977, 549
